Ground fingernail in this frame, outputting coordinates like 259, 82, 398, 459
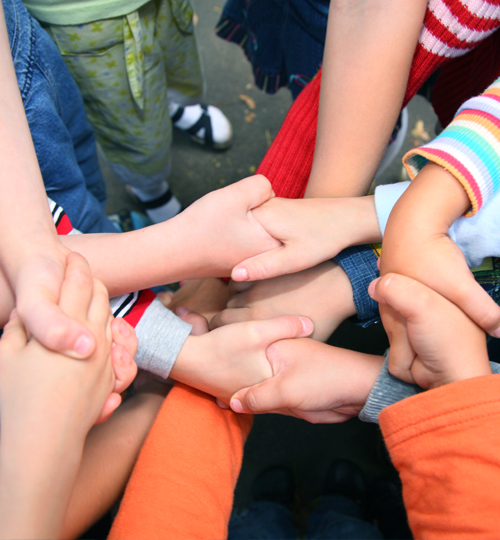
159, 292, 173, 307
299, 317, 314, 336
232, 267, 249, 281
175, 306, 190, 317
368, 278, 380, 298
121, 348, 132, 365
231, 399, 245, 413
119, 319, 130, 337
8, 308, 18, 321
74, 334, 92, 356
491, 326, 500, 339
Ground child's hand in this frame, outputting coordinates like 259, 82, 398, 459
231, 196, 381, 282
11, 245, 98, 359
176, 175, 281, 277
210, 261, 355, 342
108, 318, 139, 406
0, 253, 132, 431
369, 273, 491, 389
379, 164, 500, 374
170, 315, 314, 404
228, 339, 385, 423
161, 278, 230, 323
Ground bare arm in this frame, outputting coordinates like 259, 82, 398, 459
0, 2, 96, 357
61, 382, 167, 539
306, 0, 426, 198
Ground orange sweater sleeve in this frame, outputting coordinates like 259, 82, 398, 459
379, 374, 500, 539
108, 382, 253, 540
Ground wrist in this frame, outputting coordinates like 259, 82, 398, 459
169, 334, 207, 388
429, 362, 492, 390
403, 163, 470, 231
343, 196, 382, 245
1, 235, 67, 285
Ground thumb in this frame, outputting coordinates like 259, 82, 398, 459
369, 273, 433, 323
232, 246, 299, 282
230, 377, 285, 414
236, 174, 275, 210
252, 315, 314, 345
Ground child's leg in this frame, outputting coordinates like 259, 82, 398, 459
60, 378, 169, 539
157, 0, 232, 149
42, 3, 183, 224
109, 383, 252, 540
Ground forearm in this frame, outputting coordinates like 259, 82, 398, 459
0, 3, 60, 275
306, 0, 426, 198
382, 163, 470, 267
327, 195, 382, 247
403, 76, 500, 215
0, 424, 85, 539
61, 212, 253, 297
60, 220, 209, 297
61, 391, 165, 539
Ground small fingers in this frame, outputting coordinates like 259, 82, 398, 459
174, 308, 209, 335
232, 247, 299, 282
252, 315, 314, 345
95, 393, 122, 425
230, 378, 285, 414
111, 318, 138, 360
1, 313, 28, 350
209, 307, 253, 329
449, 276, 500, 338
87, 278, 112, 330
297, 410, 356, 424
59, 252, 94, 319
228, 279, 254, 295
380, 304, 417, 384
369, 273, 437, 321
111, 343, 138, 394
237, 174, 275, 210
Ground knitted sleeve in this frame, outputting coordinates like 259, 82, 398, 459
403, 77, 500, 216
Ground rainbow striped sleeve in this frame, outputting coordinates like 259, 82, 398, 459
402, 77, 500, 216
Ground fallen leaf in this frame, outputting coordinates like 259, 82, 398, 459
193, 12, 198, 25
245, 112, 256, 123
411, 119, 425, 138
249, 165, 256, 173
239, 94, 256, 110
214, 6, 222, 13
265, 129, 272, 147
420, 130, 430, 142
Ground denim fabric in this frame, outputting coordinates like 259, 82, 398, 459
228, 497, 382, 540
334, 245, 381, 327
228, 502, 297, 540
334, 248, 500, 329
307, 496, 382, 540
4, 0, 116, 233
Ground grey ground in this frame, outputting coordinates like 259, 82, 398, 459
103, 0, 437, 515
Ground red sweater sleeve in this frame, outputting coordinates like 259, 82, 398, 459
108, 383, 253, 540
379, 375, 500, 539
